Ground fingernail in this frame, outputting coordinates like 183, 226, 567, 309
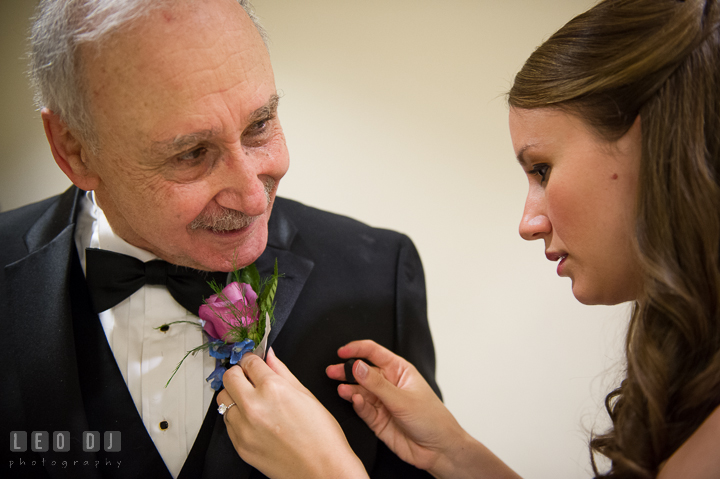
355, 360, 368, 379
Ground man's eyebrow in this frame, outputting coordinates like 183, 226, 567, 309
248, 94, 280, 123
149, 94, 281, 156
150, 130, 217, 156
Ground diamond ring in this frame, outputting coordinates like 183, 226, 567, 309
218, 402, 236, 415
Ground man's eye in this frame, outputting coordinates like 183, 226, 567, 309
245, 118, 272, 137
178, 147, 207, 162
530, 163, 550, 184
165, 146, 216, 182
250, 120, 268, 132
242, 117, 274, 147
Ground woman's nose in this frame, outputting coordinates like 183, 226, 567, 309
519, 193, 551, 240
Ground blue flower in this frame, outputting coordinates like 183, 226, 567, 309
208, 339, 231, 360
206, 364, 226, 391
230, 338, 255, 365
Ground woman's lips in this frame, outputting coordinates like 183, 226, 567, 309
557, 255, 567, 276
546, 251, 568, 276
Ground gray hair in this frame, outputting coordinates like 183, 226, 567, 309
28, 0, 268, 151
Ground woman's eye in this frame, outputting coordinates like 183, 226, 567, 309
530, 163, 550, 184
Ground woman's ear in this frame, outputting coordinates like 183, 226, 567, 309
41, 108, 100, 191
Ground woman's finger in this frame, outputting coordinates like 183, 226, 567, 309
351, 392, 380, 425
337, 340, 402, 369
265, 348, 313, 396
238, 351, 276, 386
338, 382, 378, 404
328, 340, 402, 383
351, 360, 406, 412
217, 388, 233, 407
216, 388, 242, 424
222, 359, 259, 399
326, 363, 348, 381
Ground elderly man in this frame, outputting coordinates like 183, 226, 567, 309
0, 0, 438, 478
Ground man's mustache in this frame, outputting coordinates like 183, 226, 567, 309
188, 178, 276, 233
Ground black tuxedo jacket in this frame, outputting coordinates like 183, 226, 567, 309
0, 187, 438, 478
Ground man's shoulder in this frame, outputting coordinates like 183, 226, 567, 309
273, 196, 413, 248
0, 190, 75, 269
0, 195, 62, 230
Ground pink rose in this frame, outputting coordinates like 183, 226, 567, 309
199, 282, 259, 341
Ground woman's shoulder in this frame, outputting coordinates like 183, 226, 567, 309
658, 404, 720, 478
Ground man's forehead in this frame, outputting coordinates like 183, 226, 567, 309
97, 2, 257, 63
81, 0, 275, 148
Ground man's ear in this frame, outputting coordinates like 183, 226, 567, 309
41, 108, 100, 191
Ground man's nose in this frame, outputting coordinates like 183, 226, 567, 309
519, 193, 551, 241
213, 147, 279, 216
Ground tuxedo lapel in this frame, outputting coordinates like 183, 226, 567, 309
254, 202, 314, 347
197, 413, 252, 478
3, 190, 315, 479
255, 247, 314, 346
4, 188, 170, 478
180, 201, 314, 479
70, 252, 172, 479
4, 189, 83, 433
3, 189, 96, 477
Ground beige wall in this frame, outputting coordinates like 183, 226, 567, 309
0, 1, 629, 477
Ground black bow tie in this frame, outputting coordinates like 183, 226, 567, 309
85, 248, 229, 315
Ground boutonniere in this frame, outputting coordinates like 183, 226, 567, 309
162, 259, 281, 391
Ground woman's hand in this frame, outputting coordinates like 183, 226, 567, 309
218, 348, 368, 479
327, 340, 521, 479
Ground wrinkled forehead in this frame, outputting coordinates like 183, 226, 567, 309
79, 0, 274, 145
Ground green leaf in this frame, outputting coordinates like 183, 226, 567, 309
169, 258, 281, 388
247, 321, 263, 345
165, 342, 210, 388
258, 259, 279, 320
207, 278, 224, 296
239, 263, 261, 293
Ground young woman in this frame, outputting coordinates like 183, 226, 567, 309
217, 0, 720, 477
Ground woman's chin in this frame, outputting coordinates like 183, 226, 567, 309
571, 282, 637, 306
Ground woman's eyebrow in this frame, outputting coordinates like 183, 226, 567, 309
516, 144, 537, 167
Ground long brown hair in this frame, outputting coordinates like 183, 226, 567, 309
509, 0, 720, 476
